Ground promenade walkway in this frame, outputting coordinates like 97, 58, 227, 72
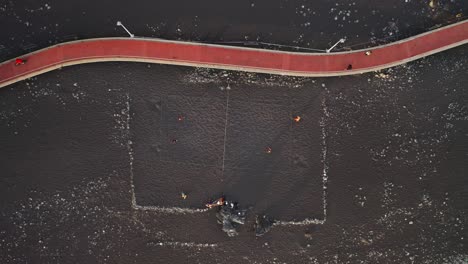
0, 20, 467, 88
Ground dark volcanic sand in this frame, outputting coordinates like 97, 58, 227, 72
1, 0, 468, 263
1, 45, 467, 263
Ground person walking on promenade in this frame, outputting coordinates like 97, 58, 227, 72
15, 58, 26, 66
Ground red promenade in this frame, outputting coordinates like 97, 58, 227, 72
0, 20, 467, 88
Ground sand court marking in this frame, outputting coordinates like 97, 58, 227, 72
221, 88, 230, 177
148, 241, 218, 249
127, 91, 329, 225
275, 96, 329, 226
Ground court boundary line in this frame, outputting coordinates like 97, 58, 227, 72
127, 94, 329, 225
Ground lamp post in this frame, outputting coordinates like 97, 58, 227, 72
116, 21, 135, 38
326, 38, 345, 53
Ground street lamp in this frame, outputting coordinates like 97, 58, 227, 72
326, 38, 345, 53
116, 21, 135, 38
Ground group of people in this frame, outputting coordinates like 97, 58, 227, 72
203, 196, 274, 237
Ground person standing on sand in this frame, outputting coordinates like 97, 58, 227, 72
293, 115, 301, 123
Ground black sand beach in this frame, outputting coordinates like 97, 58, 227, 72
1, 0, 468, 263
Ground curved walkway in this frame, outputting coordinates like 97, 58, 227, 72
1, 20, 467, 88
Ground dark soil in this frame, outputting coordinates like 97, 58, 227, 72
1, 0, 468, 263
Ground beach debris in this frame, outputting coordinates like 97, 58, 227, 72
207, 197, 247, 237
215, 200, 247, 237
375, 72, 390, 79
206, 197, 276, 237
265, 147, 272, 154
254, 215, 275, 237
177, 115, 185, 121
181, 192, 188, 200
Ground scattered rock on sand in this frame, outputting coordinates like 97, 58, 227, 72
254, 215, 275, 237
